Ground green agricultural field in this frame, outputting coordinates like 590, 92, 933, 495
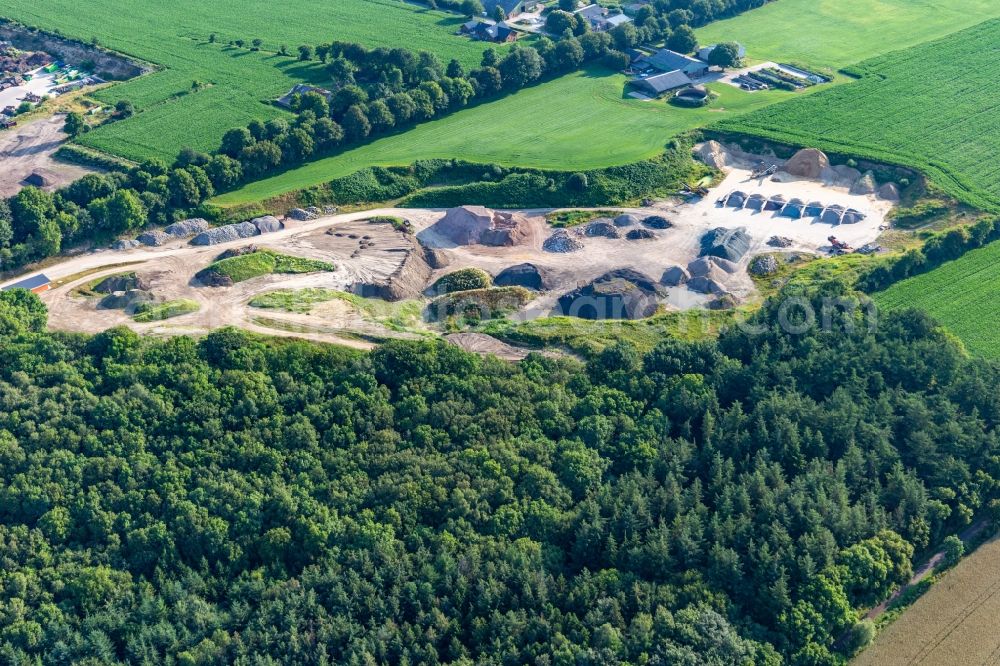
715, 19, 1000, 212
213, 70, 795, 205
873, 240, 1000, 358
696, 0, 1000, 70
0, 0, 493, 160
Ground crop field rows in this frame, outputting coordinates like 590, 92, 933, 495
873, 239, 1000, 358
0, 0, 493, 160
715, 19, 1000, 212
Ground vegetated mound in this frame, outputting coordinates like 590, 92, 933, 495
494, 263, 554, 291
708, 293, 739, 310
642, 215, 672, 229
431, 206, 530, 247
661, 265, 690, 287
191, 221, 260, 246
556, 269, 662, 320
428, 286, 533, 322
695, 140, 727, 169
614, 214, 641, 227
196, 250, 334, 285
164, 218, 210, 238
700, 227, 751, 262
543, 229, 584, 253
626, 228, 655, 241
133, 299, 200, 323
583, 220, 620, 238
850, 171, 878, 195
749, 255, 779, 276
216, 244, 259, 260
783, 148, 830, 178
93, 272, 149, 294
430, 268, 492, 295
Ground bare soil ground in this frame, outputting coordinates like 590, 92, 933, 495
854, 531, 1000, 666
0, 114, 96, 197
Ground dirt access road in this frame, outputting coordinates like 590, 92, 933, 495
0, 114, 96, 197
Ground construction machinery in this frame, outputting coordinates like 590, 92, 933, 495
750, 161, 778, 179
828, 236, 852, 254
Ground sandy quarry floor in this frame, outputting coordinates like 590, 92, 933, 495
4, 145, 894, 349
0, 114, 97, 197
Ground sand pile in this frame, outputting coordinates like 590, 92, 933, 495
783, 148, 829, 179
431, 206, 530, 247
695, 140, 728, 169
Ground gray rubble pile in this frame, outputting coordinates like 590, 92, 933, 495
190, 221, 260, 246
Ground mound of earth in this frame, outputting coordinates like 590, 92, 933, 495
850, 171, 878, 195
642, 215, 672, 229
444, 333, 537, 361
164, 218, 210, 238
583, 220, 620, 238
700, 227, 751, 262
137, 230, 171, 247
543, 229, 584, 253
695, 140, 728, 169
878, 182, 901, 200
708, 294, 739, 310
614, 214, 640, 227
494, 263, 554, 291
556, 269, 662, 320
423, 247, 451, 269
661, 265, 690, 287
783, 148, 830, 179
431, 206, 530, 247
98, 289, 155, 311
626, 229, 655, 241
191, 221, 259, 246
216, 244, 259, 260
94, 273, 149, 294
251, 215, 283, 234
687, 276, 727, 295
353, 247, 431, 301
749, 255, 779, 276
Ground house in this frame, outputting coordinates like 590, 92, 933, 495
697, 43, 747, 63
593, 13, 632, 31
575, 4, 607, 27
462, 20, 518, 42
633, 70, 693, 96
2, 273, 51, 294
637, 49, 709, 78
481, 0, 538, 18
275, 84, 333, 109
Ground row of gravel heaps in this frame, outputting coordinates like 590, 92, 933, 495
543, 214, 672, 252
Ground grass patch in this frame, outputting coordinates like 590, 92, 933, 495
716, 20, 1000, 212
872, 239, 1000, 358
248, 287, 339, 313
696, 0, 1000, 70
1, 0, 496, 161
206, 250, 333, 283
546, 209, 621, 228
132, 299, 200, 322
212, 69, 796, 205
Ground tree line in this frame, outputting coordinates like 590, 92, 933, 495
0, 281, 997, 663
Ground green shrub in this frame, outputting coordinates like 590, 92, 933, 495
431, 268, 492, 294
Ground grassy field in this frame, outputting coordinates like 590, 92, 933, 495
853, 534, 1000, 665
133, 299, 200, 322
715, 19, 1000, 212
212, 70, 795, 205
0, 0, 493, 160
872, 240, 1000, 358
249, 288, 341, 313
696, 0, 1000, 70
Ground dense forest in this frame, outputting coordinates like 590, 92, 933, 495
0, 282, 997, 664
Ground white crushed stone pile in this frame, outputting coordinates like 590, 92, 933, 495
543, 229, 584, 253
164, 218, 210, 238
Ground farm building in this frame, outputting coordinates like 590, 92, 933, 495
637, 49, 709, 78
633, 70, 692, 96
697, 43, 746, 63
2, 273, 51, 294
275, 84, 332, 109
481, 0, 537, 18
593, 13, 632, 31
461, 20, 518, 42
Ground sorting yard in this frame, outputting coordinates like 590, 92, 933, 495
0, 0, 495, 160
717, 19, 1000, 211
213, 71, 793, 205
873, 239, 1000, 359
696, 0, 1000, 70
